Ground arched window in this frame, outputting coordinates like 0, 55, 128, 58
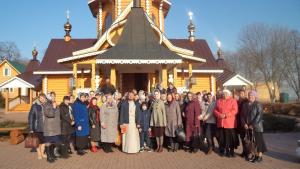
105, 13, 112, 31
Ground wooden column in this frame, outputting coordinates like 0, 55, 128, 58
91, 63, 96, 90
73, 63, 78, 95
162, 64, 168, 89
188, 63, 193, 78
173, 66, 178, 87
5, 89, 9, 113
29, 88, 33, 105
80, 68, 84, 88
110, 65, 116, 87
18, 88, 21, 104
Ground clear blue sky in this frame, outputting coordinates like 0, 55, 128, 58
0, 0, 299, 60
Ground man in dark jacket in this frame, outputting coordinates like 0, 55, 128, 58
59, 96, 75, 158
237, 89, 248, 157
28, 93, 47, 160
100, 78, 116, 95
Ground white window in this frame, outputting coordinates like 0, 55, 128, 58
9, 88, 14, 92
3, 67, 11, 76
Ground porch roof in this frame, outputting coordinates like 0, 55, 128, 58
0, 77, 34, 89
96, 7, 182, 64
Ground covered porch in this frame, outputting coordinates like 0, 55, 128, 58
0, 77, 37, 113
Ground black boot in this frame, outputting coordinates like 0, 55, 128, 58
60, 144, 70, 159
48, 145, 57, 160
102, 143, 109, 153
108, 143, 114, 153
45, 146, 55, 163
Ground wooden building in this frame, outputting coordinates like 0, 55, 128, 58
33, 0, 226, 103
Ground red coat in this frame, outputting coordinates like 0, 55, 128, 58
214, 98, 238, 129
184, 99, 201, 142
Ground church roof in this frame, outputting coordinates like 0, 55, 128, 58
96, 7, 182, 64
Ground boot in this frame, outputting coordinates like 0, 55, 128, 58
60, 144, 70, 159
102, 143, 109, 153
108, 144, 114, 153
174, 143, 179, 152
50, 145, 57, 160
68, 145, 73, 154
45, 146, 55, 163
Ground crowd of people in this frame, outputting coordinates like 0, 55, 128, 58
28, 78, 267, 163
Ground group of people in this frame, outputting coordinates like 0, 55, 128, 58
28, 78, 267, 163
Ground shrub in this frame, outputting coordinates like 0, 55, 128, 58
263, 113, 296, 132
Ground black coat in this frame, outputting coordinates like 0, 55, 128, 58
28, 101, 44, 132
139, 109, 151, 131
59, 103, 75, 135
88, 106, 100, 126
119, 100, 141, 125
241, 101, 264, 132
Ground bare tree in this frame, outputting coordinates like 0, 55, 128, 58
283, 30, 300, 99
238, 23, 292, 103
0, 41, 21, 61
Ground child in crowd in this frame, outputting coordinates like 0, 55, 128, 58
139, 102, 152, 152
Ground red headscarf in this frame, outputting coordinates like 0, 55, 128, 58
89, 97, 100, 122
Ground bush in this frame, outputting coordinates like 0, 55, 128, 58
263, 113, 296, 132
0, 120, 27, 128
0, 92, 5, 108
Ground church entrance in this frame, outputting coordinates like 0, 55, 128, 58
122, 73, 148, 93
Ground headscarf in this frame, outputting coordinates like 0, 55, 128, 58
89, 97, 100, 122
248, 90, 258, 100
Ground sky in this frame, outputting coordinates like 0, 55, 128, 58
0, 0, 299, 60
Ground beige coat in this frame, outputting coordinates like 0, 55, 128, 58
100, 102, 119, 143
150, 99, 167, 127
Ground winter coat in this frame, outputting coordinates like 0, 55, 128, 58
139, 109, 151, 131
88, 105, 101, 141
72, 99, 90, 137
150, 99, 167, 127
43, 101, 61, 137
184, 99, 201, 142
165, 101, 182, 137
201, 101, 216, 124
100, 102, 119, 143
241, 101, 264, 132
214, 98, 238, 129
59, 102, 74, 135
28, 100, 44, 133
237, 98, 248, 129
119, 100, 141, 125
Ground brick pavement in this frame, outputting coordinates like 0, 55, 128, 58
0, 132, 299, 169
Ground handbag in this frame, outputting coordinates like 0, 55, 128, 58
24, 133, 39, 148
244, 129, 256, 156
191, 127, 202, 149
175, 125, 186, 143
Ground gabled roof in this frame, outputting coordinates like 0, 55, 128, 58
0, 59, 26, 74
96, 7, 182, 64
216, 68, 253, 87
0, 76, 34, 89
17, 58, 42, 90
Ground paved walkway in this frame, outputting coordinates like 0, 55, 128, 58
0, 132, 299, 169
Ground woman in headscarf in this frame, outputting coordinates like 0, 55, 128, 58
241, 91, 267, 163
88, 97, 101, 152
214, 89, 239, 158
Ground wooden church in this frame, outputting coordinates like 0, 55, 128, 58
32, 0, 229, 102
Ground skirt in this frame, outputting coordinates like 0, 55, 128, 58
152, 127, 165, 137
254, 131, 267, 153
90, 124, 101, 142
218, 128, 239, 149
75, 136, 89, 150
44, 135, 61, 144
35, 132, 45, 144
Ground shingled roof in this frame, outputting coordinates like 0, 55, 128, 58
170, 39, 221, 70
96, 7, 182, 64
36, 39, 96, 72
17, 58, 42, 90
5, 60, 26, 73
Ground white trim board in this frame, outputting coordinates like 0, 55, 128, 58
96, 59, 182, 64
34, 70, 91, 75
0, 77, 34, 89
223, 74, 253, 86
177, 69, 224, 73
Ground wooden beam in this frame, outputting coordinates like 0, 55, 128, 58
5, 89, 9, 113
173, 66, 178, 87
29, 88, 33, 105
80, 68, 84, 88
110, 65, 116, 87
73, 63, 78, 95
91, 63, 96, 90
162, 64, 168, 89
188, 63, 192, 78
